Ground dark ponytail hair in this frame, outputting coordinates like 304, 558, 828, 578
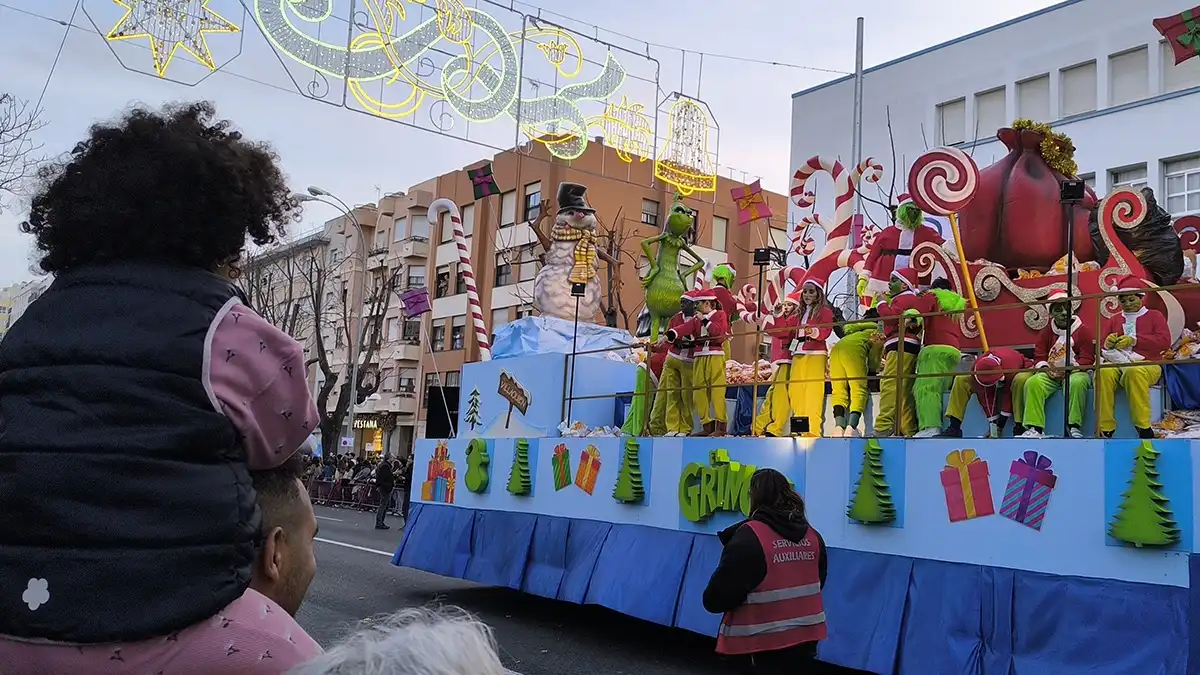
749, 468, 806, 520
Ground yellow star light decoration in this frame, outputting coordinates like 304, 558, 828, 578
106, 0, 240, 77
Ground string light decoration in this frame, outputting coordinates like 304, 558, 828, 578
654, 94, 718, 195
600, 95, 653, 163
106, 0, 240, 77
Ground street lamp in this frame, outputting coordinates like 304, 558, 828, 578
293, 188, 368, 454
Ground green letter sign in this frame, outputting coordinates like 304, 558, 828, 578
679, 449, 757, 522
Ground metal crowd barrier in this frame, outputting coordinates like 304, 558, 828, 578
307, 476, 407, 517
559, 281, 1200, 438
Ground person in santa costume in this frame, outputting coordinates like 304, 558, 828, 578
711, 263, 740, 362
667, 289, 729, 436
827, 308, 882, 437
1096, 275, 1170, 439
912, 278, 967, 437
753, 295, 799, 437
787, 274, 834, 437
862, 193, 945, 298
942, 348, 1033, 438
1018, 291, 1095, 438
873, 267, 925, 436
651, 292, 697, 436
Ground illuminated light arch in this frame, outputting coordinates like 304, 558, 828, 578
106, 0, 241, 77
654, 94, 718, 195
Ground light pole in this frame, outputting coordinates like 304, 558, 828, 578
294, 187, 368, 454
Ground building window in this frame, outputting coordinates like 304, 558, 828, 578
393, 216, 409, 241
411, 211, 430, 239
406, 267, 426, 289
1109, 46, 1148, 106
1111, 165, 1148, 191
712, 215, 728, 252
461, 203, 475, 239
1059, 61, 1097, 117
499, 191, 516, 228
1162, 40, 1200, 93
1079, 173, 1096, 191
518, 244, 539, 282
935, 98, 965, 145
973, 88, 1006, 140
495, 252, 513, 287
386, 317, 400, 341
523, 182, 542, 222
1016, 75, 1050, 121
516, 304, 535, 319
397, 368, 416, 393
445, 371, 461, 388
490, 307, 508, 343
439, 212, 454, 244
451, 315, 465, 350
380, 368, 394, 392
641, 199, 660, 226
373, 227, 389, 251
432, 324, 446, 351
435, 265, 450, 298
1165, 157, 1200, 215
335, 328, 345, 349
423, 372, 442, 409
402, 319, 420, 342
455, 269, 468, 295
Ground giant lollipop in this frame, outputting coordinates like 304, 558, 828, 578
907, 147, 989, 350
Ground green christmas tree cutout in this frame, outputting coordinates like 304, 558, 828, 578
612, 438, 645, 504
465, 387, 482, 431
507, 438, 532, 496
464, 438, 490, 494
847, 439, 897, 525
1109, 440, 1181, 548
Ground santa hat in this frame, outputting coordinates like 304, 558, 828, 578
973, 353, 1004, 387
799, 267, 829, 293
691, 289, 717, 302
1044, 290, 1070, 305
891, 267, 920, 292
1114, 274, 1148, 294
783, 291, 801, 306
896, 193, 915, 207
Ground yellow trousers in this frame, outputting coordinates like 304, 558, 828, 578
650, 358, 694, 435
874, 349, 917, 436
1011, 371, 1032, 425
830, 348, 869, 414
753, 364, 791, 436
946, 374, 971, 420
692, 354, 727, 424
787, 354, 827, 437
1097, 364, 1161, 433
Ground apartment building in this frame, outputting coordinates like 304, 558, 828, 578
0, 283, 16, 340
4, 278, 52, 332
405, 139, 789, 438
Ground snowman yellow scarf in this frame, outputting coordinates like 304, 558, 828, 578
551, 224, 597, 283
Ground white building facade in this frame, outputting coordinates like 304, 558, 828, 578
4, 278, 52, 331
790, 0, 1200, 233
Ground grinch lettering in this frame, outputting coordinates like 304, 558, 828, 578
678, 449, 756, 522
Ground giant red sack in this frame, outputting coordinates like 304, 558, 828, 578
957, 128, 1097, 270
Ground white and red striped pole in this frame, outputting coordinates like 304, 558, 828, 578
429, 199, 491, 361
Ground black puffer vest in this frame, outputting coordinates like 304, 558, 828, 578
0, 263, 259, 643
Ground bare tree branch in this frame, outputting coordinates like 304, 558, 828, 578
0, 93, 47, 206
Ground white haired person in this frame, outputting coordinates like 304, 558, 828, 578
288, 607, 507, 675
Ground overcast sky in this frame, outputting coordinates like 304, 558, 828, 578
0, 0, 1060, 287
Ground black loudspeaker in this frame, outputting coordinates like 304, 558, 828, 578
1060, 179, 1086, 202
426, 386, 460, 438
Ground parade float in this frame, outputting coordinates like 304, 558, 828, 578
396, 114, 1200, 675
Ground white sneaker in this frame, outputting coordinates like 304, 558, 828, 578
1068, 427, 1084, 439
914, 428, 940, 438
844, 427, 861, 438
1019, 429, 1044, 439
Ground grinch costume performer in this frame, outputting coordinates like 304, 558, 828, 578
753, 296, 799, 437
649, 296, 696, 436
668, 289, 728, 436
873, 268, 924, 436
943, 348, 1032, 438
1018, 290, 1095, 438
862, 193, 945, 297
1097, 275, 1170, 439
912, 280, 967, 437
788, 276, 834, 437
828, 308, 882, 437
711, 263, 739, 362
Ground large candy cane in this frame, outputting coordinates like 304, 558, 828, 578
734, 284, 759, 323
790, 156, 882, 283
429, 199, 491, 361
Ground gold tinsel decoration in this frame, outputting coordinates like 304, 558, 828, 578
1011, 118, 1079, 177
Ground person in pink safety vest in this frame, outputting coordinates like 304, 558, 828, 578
703, 469, 827, 672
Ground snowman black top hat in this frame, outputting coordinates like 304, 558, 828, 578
556, 182, 595, 214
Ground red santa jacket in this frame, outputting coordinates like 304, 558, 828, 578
876, 290, 923, 350
972, 348, 1032, 419
669, 309, 728, 358
863, 225, 944, 294
1102, 307, 1171, 361
664, 312, 693, 363
712, 285, 738, 324
764, 313, 798, 365
791, 304, 834, 356
648, 340, 668, 383
913, 293, 960, 350
1033, 316, 1095, 370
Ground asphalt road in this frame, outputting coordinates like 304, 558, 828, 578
299, 504, 732, 675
